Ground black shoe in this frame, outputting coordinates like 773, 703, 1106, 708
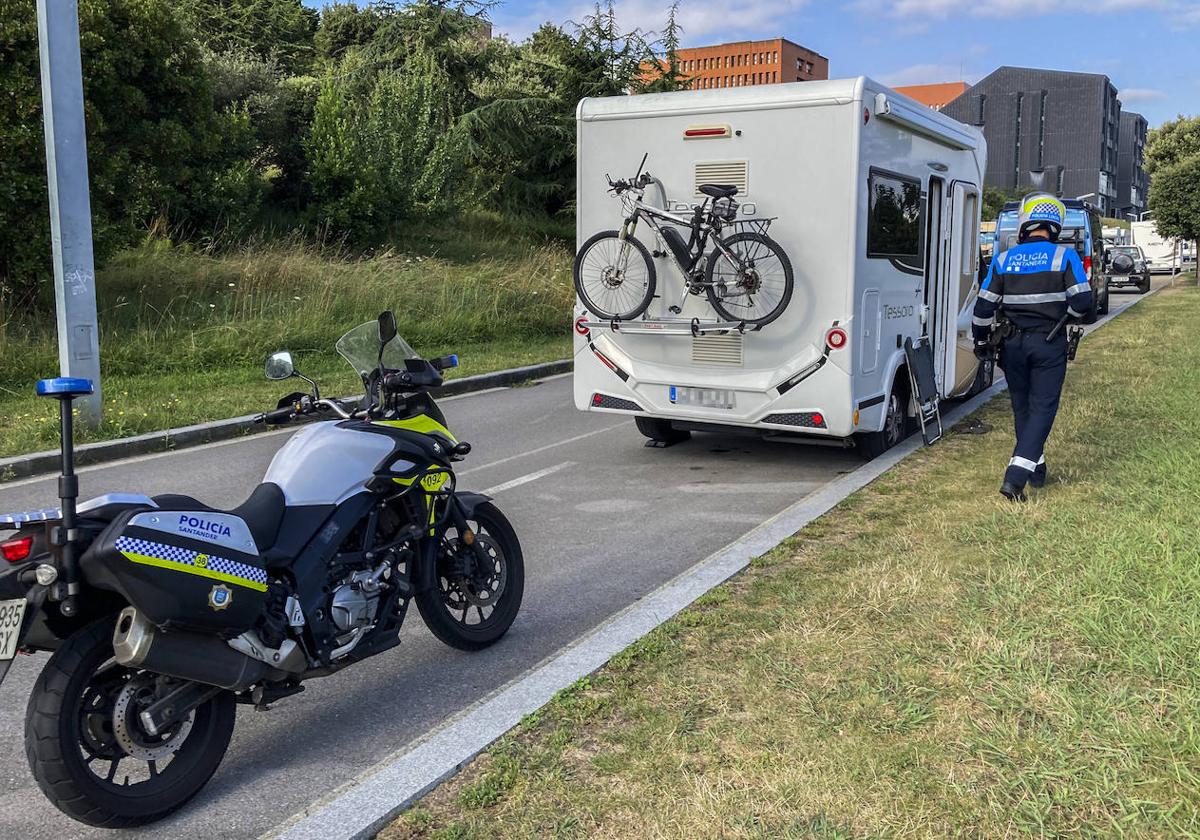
1000, 481, 1027, 502
1030, 465, 1047, 489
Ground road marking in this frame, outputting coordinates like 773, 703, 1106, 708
481, 462, 574, 495
268, 283, 1165, 840
458, 422, 626, 477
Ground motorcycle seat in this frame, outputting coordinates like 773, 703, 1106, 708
152, 482, 286, 552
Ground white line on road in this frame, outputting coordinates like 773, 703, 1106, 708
481, 462, 574, 496
457, 422, 626, 477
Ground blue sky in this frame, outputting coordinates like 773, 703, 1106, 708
307, 1, 1198, 126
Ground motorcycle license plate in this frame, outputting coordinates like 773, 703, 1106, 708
0, 599, 26, 660
669, 386, 735, 409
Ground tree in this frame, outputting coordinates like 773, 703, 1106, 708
181, 0, 318, 75
573, 1, 654, 96
982, 186, 1022, 221
1145, 115, 1200, 175
641, 2, 690, 94
0, 0, 255, 304
1148, 155, 1200, 275
314, 1, 382, 65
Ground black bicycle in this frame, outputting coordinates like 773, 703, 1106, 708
573, 154, 794, 327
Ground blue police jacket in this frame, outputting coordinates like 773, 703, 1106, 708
972, 240, 1093, 342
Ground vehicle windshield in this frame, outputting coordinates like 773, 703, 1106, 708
335, 321, 420, 380
995, 208, 1091, 255
1114, 246, 1141, 256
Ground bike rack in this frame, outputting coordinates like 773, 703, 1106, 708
578, 316, 763, 337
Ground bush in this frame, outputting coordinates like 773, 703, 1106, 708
0, 0, 259, 303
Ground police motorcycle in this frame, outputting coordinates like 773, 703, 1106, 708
0, 312, 523, 827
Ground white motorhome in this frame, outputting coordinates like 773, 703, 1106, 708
1131, 220, 1184, 273
573, 78, 988, 457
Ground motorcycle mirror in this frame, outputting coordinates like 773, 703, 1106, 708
264, 351, 296, 381
378, 311, 398, 345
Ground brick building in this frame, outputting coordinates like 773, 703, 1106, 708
893, 81, 971, 111
673, 38, 828, 91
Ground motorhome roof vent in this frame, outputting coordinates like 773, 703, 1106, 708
691, 333, 744, 367
694, 160, 748, 197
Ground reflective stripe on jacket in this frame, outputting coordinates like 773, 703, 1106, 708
972, 240, 1093, 342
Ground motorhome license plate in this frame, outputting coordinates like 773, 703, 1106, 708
670, 386, 736, 409
0, 598, 26, 660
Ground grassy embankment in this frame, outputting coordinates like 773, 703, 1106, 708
0, 214, 574, 459
385, 280, 1200, 839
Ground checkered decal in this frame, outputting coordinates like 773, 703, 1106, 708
115, 535, 268, 590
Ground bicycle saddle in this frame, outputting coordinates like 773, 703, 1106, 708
699, 184, 738, 199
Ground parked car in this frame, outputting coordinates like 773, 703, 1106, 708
994, 198, 1110, 316
1105, 245, 1152, 294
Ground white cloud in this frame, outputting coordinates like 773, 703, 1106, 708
1120, 87, 1168, 103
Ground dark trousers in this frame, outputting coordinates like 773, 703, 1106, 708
999, 330, 1068, 489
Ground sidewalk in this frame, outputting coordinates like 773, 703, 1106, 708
382, 282, 1200, 839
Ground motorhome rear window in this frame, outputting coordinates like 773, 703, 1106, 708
867, 170, 923, 260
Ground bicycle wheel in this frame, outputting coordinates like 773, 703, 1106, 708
573, 230, 656, 321
704, 231, 794, 326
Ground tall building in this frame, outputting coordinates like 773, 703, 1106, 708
1115, 111, 1149, 219
672, 38, 828, 91
893, 81, 971, 111
942, 66, 1125, 216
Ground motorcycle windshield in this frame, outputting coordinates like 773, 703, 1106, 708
335, 321, 420, 379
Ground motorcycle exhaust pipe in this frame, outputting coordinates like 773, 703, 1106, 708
112, 607, 271, 691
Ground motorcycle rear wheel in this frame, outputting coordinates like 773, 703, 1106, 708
417, 501, 524, 651
25, 615, 236, 828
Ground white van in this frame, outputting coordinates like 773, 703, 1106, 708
1131, 220, 1184, 273
572, 78, 989, 457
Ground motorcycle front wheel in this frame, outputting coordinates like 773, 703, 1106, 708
417, 501, 525, 651
25, 615, 236, 828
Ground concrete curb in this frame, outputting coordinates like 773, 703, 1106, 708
0, 360, 571, 483
267, 285, 1163, 840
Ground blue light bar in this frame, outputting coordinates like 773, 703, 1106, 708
36, 377, 94, 397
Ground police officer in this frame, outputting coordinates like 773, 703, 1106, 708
972, 193, 1093, 501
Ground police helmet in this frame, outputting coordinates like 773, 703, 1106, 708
1017, 192, 1066, 241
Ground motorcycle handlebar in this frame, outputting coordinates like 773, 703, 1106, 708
382, 369, 443, 392
258, 406, 295, 425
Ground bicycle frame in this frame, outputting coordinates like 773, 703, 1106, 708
615, 187, 747, 316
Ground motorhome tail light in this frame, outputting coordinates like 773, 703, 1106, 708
592, 393, 643, 411
684, 125, 731, 140
2, 535, 34, 563
761, 411, 827, 429
825, 327, 848, 350
1083, 255, 1092, 275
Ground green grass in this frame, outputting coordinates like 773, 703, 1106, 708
0, 213, 574, 457
381, 281, 1200, 840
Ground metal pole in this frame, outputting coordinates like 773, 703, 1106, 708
36, 0, 101, 425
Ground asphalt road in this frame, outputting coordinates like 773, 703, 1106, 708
0, 283, 1162, 839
